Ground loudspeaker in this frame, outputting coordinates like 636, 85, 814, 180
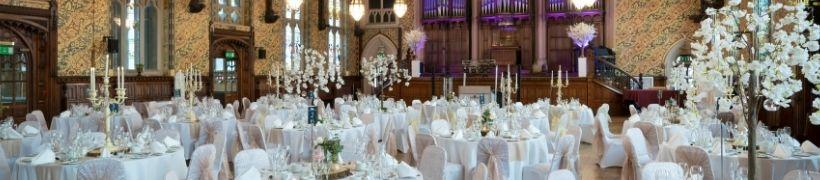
258, 48, 266, 59
105, 36, 118, 53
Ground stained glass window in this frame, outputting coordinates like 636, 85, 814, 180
327, 0, 345, 67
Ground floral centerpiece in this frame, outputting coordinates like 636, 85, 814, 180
360, 54, 412, 99
480, 109, 495, 136
668, 1, 820, 179
314, 137, 344, 164
566, 22, 597, 55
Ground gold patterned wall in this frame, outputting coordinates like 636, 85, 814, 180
613, 0, 700, 76
251, 0, 284, 75
56, 0, 111, 76
171, 0, 211, 74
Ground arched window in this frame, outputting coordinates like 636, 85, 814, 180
328, 0, 346, 67
285, 3, 302, 71
111, 0, 164, 74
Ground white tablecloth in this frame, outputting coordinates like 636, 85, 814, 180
1, 136, 42, 159
656, 145, 820, 180
435, 135, 550, 180
267, 126, 367, 162
12, 149, 188, 180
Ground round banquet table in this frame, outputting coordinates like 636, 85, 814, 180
1, 136, 42, 159
266, 125, 367, 162
11, 149, 188, 180
434, 135, 551, 180
656, 145, 820, 180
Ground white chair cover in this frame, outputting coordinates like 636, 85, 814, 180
593, 104, 625, 168
633, 121, 660, 158
565, 126, 582, 177
641, 162, 684, 180
30, 110, 48, 131
77, 158, 126, 180
237, 124, 266, 150
0, 146, 9, 180
629, 105, 638, 116
622, 128, 653, 180
783, 170, 820, 179
548, 169, 576, 180
165, 171, 180, 180
415, 133, 437, 161
477, 138, 509, 180
408, 126, 419, 163
233, 149, 271, 176
674, 146, 713, 180
471, 163, 489, 180
196, 120, 227, 147
212, 132, 231, 180
419, 145, 463, 180
16, 121, 44, 135
187, 144, 217, 180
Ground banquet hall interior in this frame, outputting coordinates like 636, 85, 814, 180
2, 0, 820, 179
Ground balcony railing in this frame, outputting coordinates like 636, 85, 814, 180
594, 58, 641, 93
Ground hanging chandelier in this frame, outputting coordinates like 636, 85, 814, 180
350, 0, 365, 21
394, 0, 407, 18
571, 0, 596, 9
287, 0, 303, 10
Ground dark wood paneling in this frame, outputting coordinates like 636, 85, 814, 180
60, 76, 175, 107
385, 76, 627, 116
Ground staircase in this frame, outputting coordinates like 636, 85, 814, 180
592, 58, 642, 95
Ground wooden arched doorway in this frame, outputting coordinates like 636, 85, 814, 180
0, 5, 58, 122
210, 30, 254, 105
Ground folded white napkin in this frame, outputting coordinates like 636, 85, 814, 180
519, 129, 531, 139
352, 117, 363, 126
802, 141, 820, 155
236, 166, 262, 180
163, 137, 181, 148
22, 126, 40, 136
30, 149, 55, 165
452, 130, 464, 140
150, 141, 167, 154
59, 111, 71, 118
150, 114, 164, 122
773, 144, 793, 159
267, 116, 283, 128
282, 121, 294, 129
397, 161, 418, 178
527, 125, 541, 135
1, 127, 23, 139
167, 115, 178, 123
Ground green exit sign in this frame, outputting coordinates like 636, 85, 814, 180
225, 50, 235, 59
0, 41, 14, 56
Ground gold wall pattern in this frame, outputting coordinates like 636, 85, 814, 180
56, 0, 111, 76
171, 0, 211, 74
613, 0, 700, 76
252, 0, 284, 75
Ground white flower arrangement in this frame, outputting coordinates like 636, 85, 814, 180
668, 1, 820, 126
281, 48, 345, 95
567, 22, 597, 49
403, 28, 427, 52
360, 54, 412, 96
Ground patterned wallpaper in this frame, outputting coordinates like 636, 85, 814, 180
251, 0, 284, 75
56, 0, 111, 76
613, 0, 700, 76
171, 0, 211, 74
